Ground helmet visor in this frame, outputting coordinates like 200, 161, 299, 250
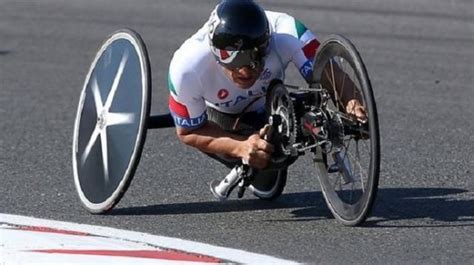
211, 43, 267, 70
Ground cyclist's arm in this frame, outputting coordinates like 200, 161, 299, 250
176, 122, 245, 157
284, 33, 365, 118
176, 122, 273, 169
270, 12, 365, 119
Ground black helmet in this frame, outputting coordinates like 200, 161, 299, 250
209, 0, 270, 69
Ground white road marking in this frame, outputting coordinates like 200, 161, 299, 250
0, 214, 298, 265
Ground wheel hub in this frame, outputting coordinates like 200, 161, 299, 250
326, 113, 345, 149
97, 111, 107, 130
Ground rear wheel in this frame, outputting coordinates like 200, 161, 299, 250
311, 34, 380, 226
72, 29, 151, 214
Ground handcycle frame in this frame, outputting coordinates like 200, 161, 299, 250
72, 29, 379, 226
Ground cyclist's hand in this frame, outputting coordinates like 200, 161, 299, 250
346, 99, 367, 122
259, 124, 273, 141
240, 133, 274, 169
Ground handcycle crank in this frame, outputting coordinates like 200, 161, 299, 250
209, 115, 285, 200
210, 163, 255, 200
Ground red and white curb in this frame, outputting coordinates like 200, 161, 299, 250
0, 214, 298, 264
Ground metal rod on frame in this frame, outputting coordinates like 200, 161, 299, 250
148, 113, 175, 129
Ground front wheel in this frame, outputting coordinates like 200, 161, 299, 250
249, 169, 287, 200
311, 34, 380, 226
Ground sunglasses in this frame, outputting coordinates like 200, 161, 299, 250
213, 41, 269, 70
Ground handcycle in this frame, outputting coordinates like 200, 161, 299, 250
72, 28, 380, 226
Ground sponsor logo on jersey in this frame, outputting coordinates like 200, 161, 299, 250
299, 60, 313, 82
172, 112, 207, 129
214, 87, 267, 108
169, 95, 207, 129
259, 68, 272, 81
217, 89, 229, 99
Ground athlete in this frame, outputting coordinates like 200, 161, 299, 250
168, 0, 365, 200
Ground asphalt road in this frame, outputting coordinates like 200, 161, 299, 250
1, 0, 473, 264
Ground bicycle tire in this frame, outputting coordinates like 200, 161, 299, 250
72, 29, 151, 214
311, 34, 380, 226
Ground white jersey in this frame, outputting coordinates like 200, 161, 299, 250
168, 10, 320, 129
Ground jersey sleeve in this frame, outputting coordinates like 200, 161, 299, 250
269, 11, 321, 83
168, 63, 208, 130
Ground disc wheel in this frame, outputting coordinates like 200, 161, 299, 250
72, 29, 151, 214
311, 34, 380, 226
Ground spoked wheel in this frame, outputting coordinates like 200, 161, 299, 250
72, 29, 151, 213
311, 34, 380, 226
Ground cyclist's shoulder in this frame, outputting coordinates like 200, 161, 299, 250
170, 26, 213, 75
265, 13, 303, 54
265, 10, 293, 22
265, 10, 299, 34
